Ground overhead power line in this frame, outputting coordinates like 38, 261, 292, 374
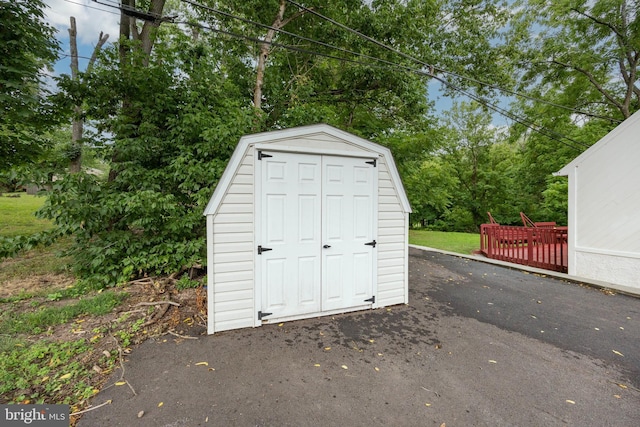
74, 0, 598, 150
60, 0, 119, 16
283, 0, 595, 149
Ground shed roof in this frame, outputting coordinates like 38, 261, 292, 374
556, 109, 640, 176
204, 124, 411, 215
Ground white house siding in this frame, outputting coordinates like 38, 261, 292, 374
376, 158, 408, 305
210, 150, 255, 332
558, 110, 640, 291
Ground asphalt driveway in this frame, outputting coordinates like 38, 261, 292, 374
79, 247, 640, 426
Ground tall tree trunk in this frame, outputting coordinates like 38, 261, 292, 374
254, 0, 287, 110
110, 0, 166, 182
253, 1, 308, 112
68, 17, 109, 174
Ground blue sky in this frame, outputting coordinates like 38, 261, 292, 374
44, 0, 121, 76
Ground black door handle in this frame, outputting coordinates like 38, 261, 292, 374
323, 245, 331, 248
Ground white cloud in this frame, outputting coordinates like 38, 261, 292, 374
44, 0, 121, 76
44, 0, 120, 46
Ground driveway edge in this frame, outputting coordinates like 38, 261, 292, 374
409, 244, 640, 298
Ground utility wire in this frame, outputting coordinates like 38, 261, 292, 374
283, 0, 615, 124
284, 0, 594, 149
437, 68, 622, 124
177, 0, 421, 74
80, 0, 593, 150
430, 74, 588, 151
60, 0, 120, 16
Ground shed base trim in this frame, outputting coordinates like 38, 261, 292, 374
258, 304, 380, 326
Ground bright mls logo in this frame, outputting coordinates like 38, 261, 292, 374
1, 405, 69, 426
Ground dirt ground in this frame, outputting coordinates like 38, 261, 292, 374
0, 267, 207, 417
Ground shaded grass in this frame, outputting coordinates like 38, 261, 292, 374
0, 193, 52, 237
409, 229, 480, 255
0, 238, 73, 282
0, 291, 127, 335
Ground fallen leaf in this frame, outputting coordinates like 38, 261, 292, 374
612, 350, 624, 357
208, 368, 215, 372
278, 323, 284, 327
314, 364, 321, 367
536, 300, 541, 304
440, 423, 446, 427
319, 332, 324, 336
59, 373, 72, 380
566, 400, 575, 404
115, 381, 126, 386
425, 403, 432, 407
102, 350, 111, 358
614, 395, 621, 399
137, 411, 144, 418
377, 353, 383, 356
158, 402, 164, 407
488, 360, 497, 364
92, 365, 103, 374
341, 365, 348, 370
619, 327, 624, 330
195, 362, 208, 366
369, 339, 375, 343
41, 376, 49, 383
386, 308, 392, 312
324, 347, 331, 351
374, 367, 380, 372
435, 344, 442, 349
617, 384, 628, 389
594, 328, 600, 331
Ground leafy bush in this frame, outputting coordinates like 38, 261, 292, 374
41, 42, 254, 288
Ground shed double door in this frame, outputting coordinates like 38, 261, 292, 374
259, 151, 376, 321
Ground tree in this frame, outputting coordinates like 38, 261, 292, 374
440, 102, 517, 231
509, 0, 640, 121
41, 11, 254, 286
68, 16, 109, 173
0, 0, 60, 172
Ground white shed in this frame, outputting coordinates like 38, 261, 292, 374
556, 110, 640, 293
203, 124, 411, 334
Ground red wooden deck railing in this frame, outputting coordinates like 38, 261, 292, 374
480, 224, 568, 273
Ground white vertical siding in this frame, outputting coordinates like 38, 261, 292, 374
376, 158, 408, 306
211, 150, 256, 332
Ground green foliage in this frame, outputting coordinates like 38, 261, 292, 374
508, 0, 639, 119
44, 33, 255, 287
0, 338, 95, 404
0, 291, 126, 335
175, 275, 201, 290
0, 0, 61, 172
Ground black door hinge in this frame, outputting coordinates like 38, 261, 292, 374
258, 245, 273, 254
258, 151, 273, 160
258, 311, 272, 320
365, 159, 377, 167
364, 296, 375, 304
365, 240, 377, 248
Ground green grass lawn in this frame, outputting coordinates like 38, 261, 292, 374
0, 193, 52, 237
0, 192, 71, 289
409, 229, 480, 254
